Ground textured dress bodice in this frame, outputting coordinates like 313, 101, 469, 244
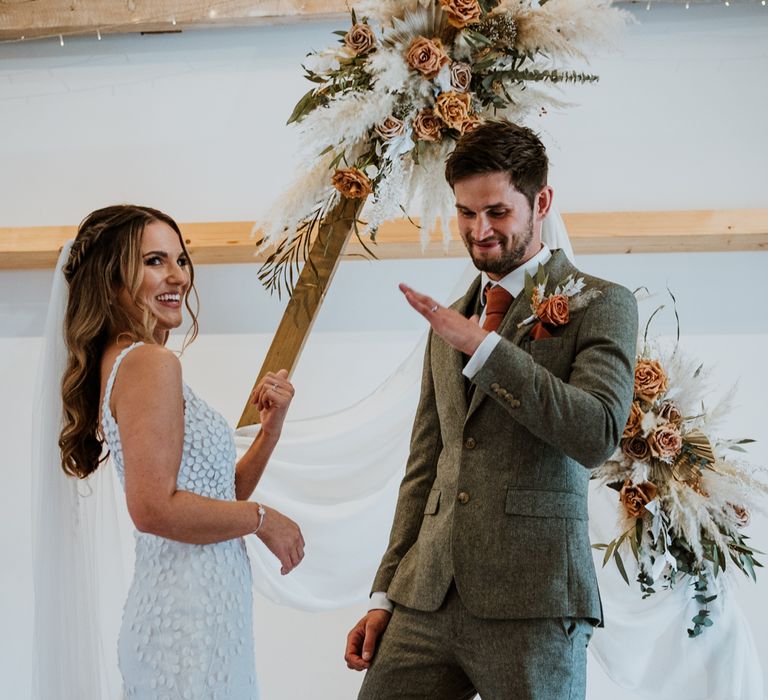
101, 343, 257, 700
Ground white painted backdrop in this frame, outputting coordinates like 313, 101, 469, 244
1, 4, 767, 699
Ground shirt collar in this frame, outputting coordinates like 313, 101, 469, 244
481, 244, 552, 302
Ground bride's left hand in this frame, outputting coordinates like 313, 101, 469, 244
250, 369, 295, 438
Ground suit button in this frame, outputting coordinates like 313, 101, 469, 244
464, 437, 476, 450
457, 491, 470, 504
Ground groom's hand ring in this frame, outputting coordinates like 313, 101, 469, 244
430, 304, 439, 313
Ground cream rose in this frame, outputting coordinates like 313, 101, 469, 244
634, 358, 669, 404
331, 168, 373, 199
374, 115, 406, 141
450, 62, 472, 92
619, 479, 658, 519
439, 0, 482, 29
648, 423, 683, 460
622, 401, 645, 439
658, 400, 682, 424
412, 108, 443, 142
406, 36, 450, 79
536, 294, 569, 326
344, 23, 376, 56
434, 91, 471, 131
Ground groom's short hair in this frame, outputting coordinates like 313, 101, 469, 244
445, 120, 548, 209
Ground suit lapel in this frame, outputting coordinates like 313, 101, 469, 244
436, 275, 481, 420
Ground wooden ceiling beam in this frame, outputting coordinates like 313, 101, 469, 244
0, 0, 349, 42
1, 209, 766, 271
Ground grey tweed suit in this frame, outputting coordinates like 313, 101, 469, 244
363, 250, 638, 698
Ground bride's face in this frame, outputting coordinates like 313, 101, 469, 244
116, 221, 191, 342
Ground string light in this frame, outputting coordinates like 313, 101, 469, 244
685, 1, 689, 7
59, 34, 64, 46
646, 1, 651, 9
97, 29, 102, 40
171, 16, 177, 25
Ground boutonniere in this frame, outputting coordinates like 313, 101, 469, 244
518, 265, 601, 339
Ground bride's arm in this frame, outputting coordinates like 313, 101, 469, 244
234, 369, 294, 501
113, 345, 303, 572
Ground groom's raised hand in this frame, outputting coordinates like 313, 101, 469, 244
344, 609, 391, 671
399, 283, 487, 356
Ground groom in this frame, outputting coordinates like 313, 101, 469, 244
344, 120, 638, 699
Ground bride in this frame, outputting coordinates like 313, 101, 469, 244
51, 204, 303, 698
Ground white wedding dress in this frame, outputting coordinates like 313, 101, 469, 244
101, 342, 258, 700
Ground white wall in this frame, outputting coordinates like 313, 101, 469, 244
1, 4, 767, 699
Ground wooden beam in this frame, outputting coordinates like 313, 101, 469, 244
0, 0, 349, 42
1, 209, 766, 271
237, 196, 362, 427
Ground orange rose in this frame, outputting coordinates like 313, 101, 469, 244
331, 168, 373, 199
374, 115, 406, 141
634, 358, 668, 404
621, 435, 650, 462
536, 294, 569, 326
434, 91, 471, 131
460, 114, 482, 135
406, 36, 450, 79
622, 401, 644, 439
344, 23, 376, 56
619, 479, 658, 518
439, 0, 482, 28
648, 423, 683, 460
412, 108, 443, 142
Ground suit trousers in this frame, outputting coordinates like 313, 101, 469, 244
358, 584, 592, 700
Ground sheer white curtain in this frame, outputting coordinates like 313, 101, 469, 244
33, 212, 764, 699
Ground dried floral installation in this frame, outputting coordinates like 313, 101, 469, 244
256, 0, 631, 295
593, 297, 767, 637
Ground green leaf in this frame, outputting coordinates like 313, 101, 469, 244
741, 553, 757, 582
286, 88, 319, 125
613, 548, 630, 585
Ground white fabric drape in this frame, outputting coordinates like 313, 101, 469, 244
32, 212, 764, 699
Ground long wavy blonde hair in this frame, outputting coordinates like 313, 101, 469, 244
59, 205, 199, 478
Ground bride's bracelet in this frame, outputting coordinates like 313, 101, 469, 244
252, 502, 266, 535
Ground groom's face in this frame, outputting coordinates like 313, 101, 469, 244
454, 171, 544, 281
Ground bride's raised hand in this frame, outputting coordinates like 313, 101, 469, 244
254, 505, 304, 575
250, 369, 295, 438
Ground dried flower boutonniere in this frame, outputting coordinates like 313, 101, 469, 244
518, 266, 601, 340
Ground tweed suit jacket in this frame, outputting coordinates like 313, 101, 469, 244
371, 250, 638, 623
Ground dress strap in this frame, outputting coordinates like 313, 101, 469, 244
102, 341, 144, 419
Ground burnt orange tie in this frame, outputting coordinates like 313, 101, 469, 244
482, 283, 514, 332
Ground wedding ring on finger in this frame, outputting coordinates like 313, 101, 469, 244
430, 304, 439, 313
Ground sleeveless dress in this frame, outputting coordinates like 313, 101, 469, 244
101, 343, 258, 700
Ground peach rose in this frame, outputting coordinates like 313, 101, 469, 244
412, 108, 443, 142
622, 435, 650, 462
634, 358, 669, 404
648, 423, 683, 460
658, 400, 682, 425
344, 23, 376, 56
406, 36, 450, 79
439, 0, 482, 28
459, 114, 482, 135
619, 479, 658, 518
622, 401, 645, 439
374, 115, 406, 141
536, 294, 569, 326
450, 62, 472, 92
331, 168, 373, 199
434, 91, 472, 131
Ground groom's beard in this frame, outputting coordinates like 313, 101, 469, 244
463, 213, 535, 278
